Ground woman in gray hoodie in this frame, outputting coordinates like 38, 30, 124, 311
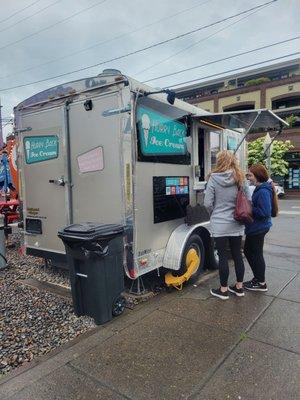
204, 150, 250, 300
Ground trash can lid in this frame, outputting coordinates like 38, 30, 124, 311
58, 223, 124, 241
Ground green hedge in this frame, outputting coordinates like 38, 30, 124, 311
245, 77, 271, 87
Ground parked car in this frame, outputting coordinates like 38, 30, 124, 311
248, 181, 285, 198
274, 182, 285, 198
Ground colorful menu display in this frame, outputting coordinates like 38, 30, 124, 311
153, 176, 190, 224
165, 177, 189, 195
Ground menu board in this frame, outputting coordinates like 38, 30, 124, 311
153, 176, 190, 223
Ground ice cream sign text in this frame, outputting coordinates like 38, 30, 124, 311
137, 106, 187, 155
24, 135, 59, 164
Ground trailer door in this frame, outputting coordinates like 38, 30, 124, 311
68, 92, 124, 225
19, 106, 69, 254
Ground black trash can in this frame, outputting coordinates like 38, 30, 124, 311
58, 223, 125, 325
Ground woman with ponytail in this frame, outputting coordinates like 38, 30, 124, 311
204, 150, 251, 300
244, 164, 278, 292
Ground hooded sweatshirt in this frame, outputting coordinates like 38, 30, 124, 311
245, 182, 273, 236
204, 170, 251, 237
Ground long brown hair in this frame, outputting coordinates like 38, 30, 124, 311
249, 164, 279, 217
210, 150, 245, 187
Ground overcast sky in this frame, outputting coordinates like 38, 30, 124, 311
0, 0, 299, 138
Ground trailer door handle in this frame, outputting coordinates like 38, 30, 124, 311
49, 177, 65, 186
76, 273, 88, 278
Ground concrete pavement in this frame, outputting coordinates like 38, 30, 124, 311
1, 200, 300, 400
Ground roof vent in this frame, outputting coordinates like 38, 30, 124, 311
102, 69, 122, 75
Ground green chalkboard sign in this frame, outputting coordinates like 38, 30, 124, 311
137, 106, 187, 156
24, 135, 59, 164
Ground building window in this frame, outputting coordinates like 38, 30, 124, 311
272, 95, 300, 109
223, 104, 255, 112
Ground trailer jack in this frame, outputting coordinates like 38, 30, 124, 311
165, 249, 200, 291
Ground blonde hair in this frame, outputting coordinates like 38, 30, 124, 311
210, 150, 245, 187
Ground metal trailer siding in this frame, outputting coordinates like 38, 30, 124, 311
133, 162, 194, 276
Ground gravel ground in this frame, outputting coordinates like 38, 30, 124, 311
0, 231, 166, 377
0, 232, 96, 377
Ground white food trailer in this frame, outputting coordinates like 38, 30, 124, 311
14, 70, 286, 289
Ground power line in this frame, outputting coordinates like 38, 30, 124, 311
0, 0, 281, 92
143, 36, 300, 83
0, 0, 212, 79
164, 52, 300, 90
0, 0, 109, 52
136, 0, 276, 76
0, 0, 43, 24
0, 0, 64, 34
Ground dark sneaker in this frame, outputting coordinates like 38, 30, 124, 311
210, 288, 229, 300
228, 285, 245, 297
244, 280, 268, 292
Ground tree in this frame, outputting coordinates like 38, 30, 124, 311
247, 137, 294, 176
284, 114, 298, 128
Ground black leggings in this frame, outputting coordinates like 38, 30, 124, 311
244, 232, 268, 283
214, 236, 245, 287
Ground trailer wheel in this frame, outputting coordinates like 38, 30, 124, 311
177, 234, 205, 284
204, 238, 219, 270
112, 295, 126, 317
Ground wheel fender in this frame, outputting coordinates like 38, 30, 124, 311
163, 222, 210, 271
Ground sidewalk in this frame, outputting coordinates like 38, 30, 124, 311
1, 203, 300, 399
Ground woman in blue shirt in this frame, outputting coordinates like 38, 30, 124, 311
244, 164, 278, 292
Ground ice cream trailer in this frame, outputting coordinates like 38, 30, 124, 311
14, 70, 286, 288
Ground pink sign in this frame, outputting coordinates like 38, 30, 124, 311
77, 146, 104, 173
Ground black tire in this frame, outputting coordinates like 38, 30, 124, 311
204, 238, 219, 270
177, 234, 205, 284
112, 295, 126, 317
